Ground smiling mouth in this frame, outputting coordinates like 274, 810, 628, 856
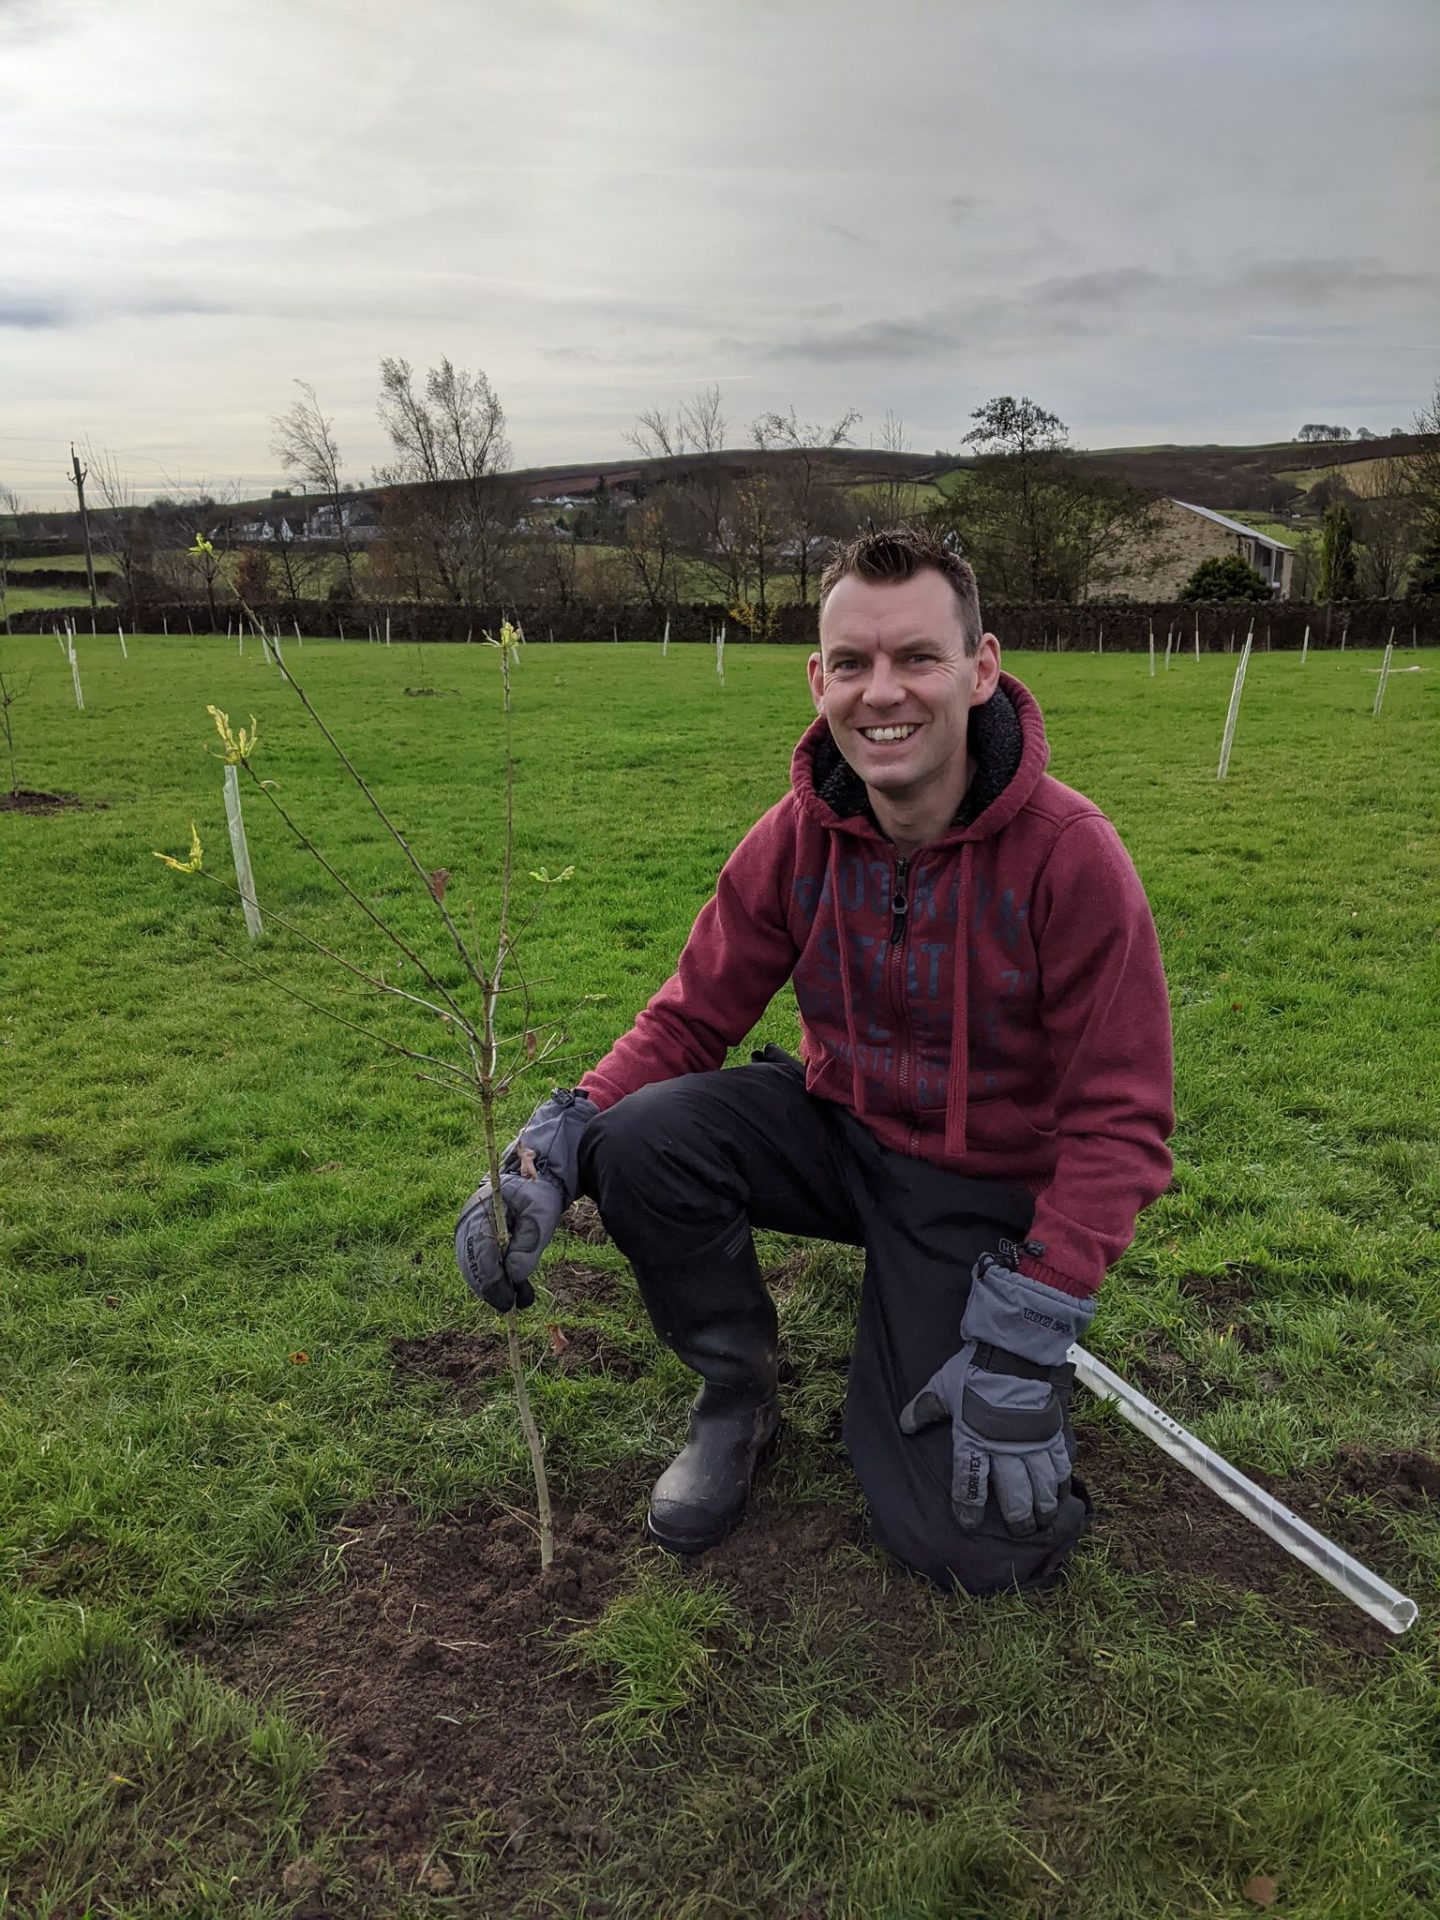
858, 724, 919, 742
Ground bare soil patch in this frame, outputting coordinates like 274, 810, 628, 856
545, 1256, 621, 1306
181, 1410, 1430, 1914
391, 1316, 645, 1405
0, 788, 89, 815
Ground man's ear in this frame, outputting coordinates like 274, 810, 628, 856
806, 649, 825, 713
972, 632, 1002, 704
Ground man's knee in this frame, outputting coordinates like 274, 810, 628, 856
865, 1473, 1092, 1597
582, 1077, 703, 1185
579, 1075, 740, 1244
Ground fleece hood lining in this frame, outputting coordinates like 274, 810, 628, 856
805, 678, 1031, 843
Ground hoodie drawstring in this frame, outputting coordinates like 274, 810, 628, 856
942, 840, 973, 1160
829, 837, 868, 1123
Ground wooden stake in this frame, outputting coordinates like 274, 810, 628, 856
117, 623, 127, 660
223, 764, 263, 938
1340, 618, 1348, 652
384, 613, 391, 647
1164, 624, 1173, 671
662, 615, 670, 656
1301, 623, 1310, 664
1148, 619, 1155, 678
1097, 622, 1103, 654
294, 619, 303, 647
68, 637, 84, 711
1217, 631, 1254, 778
1194, 614, 1200, 661
163, 614, 169, 636
716, 623, 725, 682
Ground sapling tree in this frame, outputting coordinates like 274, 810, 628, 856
0, 661, 26, 794
155, 594, 582, 1568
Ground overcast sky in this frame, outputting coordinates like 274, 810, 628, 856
3, 0, 1436, 504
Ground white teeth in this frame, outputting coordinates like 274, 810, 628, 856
860, 725, 917, 742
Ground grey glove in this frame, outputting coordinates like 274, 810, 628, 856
899, 1254, 1096, 1538
454, 1088, 598, 1313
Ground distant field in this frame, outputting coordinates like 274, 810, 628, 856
2, 584, 116, 614
1278, 457, 1399, 495
5, 553, 119, 574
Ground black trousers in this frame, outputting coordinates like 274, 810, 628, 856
578, 1049, 1091, 1595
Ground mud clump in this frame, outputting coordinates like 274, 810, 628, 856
561, 1198, 610, 1246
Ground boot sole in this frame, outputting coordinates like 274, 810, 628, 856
644, 1420, 783, 1557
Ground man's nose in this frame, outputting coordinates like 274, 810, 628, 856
866, 657, 904, 707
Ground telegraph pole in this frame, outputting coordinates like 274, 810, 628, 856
69, 444, 99, 610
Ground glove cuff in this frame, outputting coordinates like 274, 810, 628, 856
501, 1087, 598, 1208
960, 1256, 1095, 1370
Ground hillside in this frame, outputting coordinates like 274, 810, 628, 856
6, 435, 1416, 549
1068, 435, 1413, 513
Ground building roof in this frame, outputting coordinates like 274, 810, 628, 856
1169, 499, 1292, 552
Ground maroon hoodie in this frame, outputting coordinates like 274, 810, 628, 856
580, 671, 1174, 1300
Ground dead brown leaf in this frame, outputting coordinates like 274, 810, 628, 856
1243, 1873, 1278, 1908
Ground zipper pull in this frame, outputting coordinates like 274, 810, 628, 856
890, 857, 909, 945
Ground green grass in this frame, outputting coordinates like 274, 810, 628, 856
2, 585, 116, 614
1, 631, 1438, 1916
570, 1565, 744, 1744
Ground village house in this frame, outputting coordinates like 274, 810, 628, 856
1107, 498, 1294, 600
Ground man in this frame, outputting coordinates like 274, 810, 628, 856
457, 526, 1174, 1595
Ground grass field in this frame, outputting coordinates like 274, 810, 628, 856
2, 631, 1438, 1918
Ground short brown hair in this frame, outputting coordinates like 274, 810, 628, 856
819, 524, 983, 656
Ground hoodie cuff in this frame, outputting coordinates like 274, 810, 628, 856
1015, 1250, 1101, 1304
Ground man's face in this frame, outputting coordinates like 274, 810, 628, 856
808, 569, 1002, 806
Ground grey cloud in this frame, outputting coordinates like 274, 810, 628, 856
1026, 268, 1165, 308
135, 293, 235, 318
945, 195, 981, 223
1235, 256, 1436, 301
759, 314, 964, 365
0, 294, 71, 328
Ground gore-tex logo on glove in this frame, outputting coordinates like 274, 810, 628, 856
1022, 1306, 1069, 1334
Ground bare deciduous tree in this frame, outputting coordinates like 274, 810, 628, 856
85, 447, 159, 609
751, 404, 860, 605
157, 481, 241, 626
271, 381, 359, 596
0, 659, 26, 794
0, 485, 23, 635
1399, 381, 1440, 593
852, 410, 927, 531
376, 356, 515, 603
1349, 459, 1418, 598
625, 387, 745, 600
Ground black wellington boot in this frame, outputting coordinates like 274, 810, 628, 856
646, 1383, 782, 1555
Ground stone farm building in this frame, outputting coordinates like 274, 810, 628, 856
1110, 498, 1295, 600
